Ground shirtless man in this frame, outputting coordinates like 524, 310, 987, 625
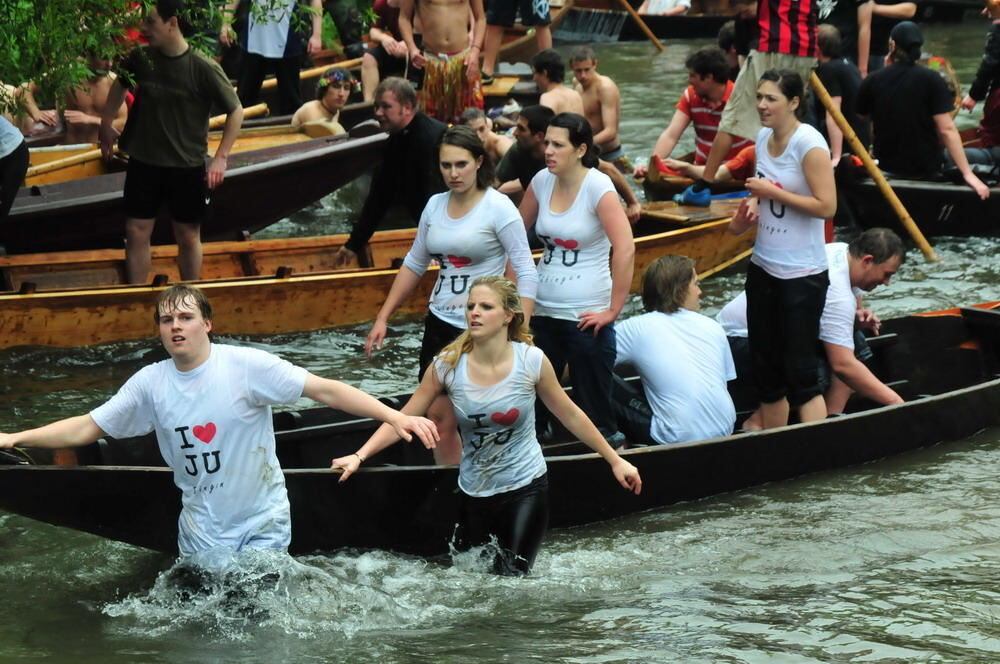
399, 0, 485, 123
63, 55, 128, 145
291, 67, 353, 132
532, 49, 584, 116
458, 107, 512, 165
570, 46, 630, 172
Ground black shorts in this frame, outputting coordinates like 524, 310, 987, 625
745, 262, 829, 407
366, 43, 408, 78
123, 158, 209, 223
454, 473, 549, 576
418, 311, 464, 380
487, 0, 551, 27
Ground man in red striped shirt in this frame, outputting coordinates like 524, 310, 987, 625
681, 0, 818, 204
635, 47, 752, 179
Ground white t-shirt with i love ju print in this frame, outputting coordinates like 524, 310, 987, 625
90, 344, 307, 556
435, 342, 547, 498
403, 188, 537, 329
530, 168, 617, 321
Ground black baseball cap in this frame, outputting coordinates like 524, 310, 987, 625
890, 21, 924, 49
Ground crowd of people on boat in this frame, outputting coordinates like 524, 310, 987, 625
3, 0, 1000, 579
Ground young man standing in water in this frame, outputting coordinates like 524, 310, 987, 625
0, 284, 438, 559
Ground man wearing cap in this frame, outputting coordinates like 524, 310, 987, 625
856, 21, 990, 199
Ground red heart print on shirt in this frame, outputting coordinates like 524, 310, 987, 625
553, 238, 578, 250
448, 255, 472, 268
193, 422, 217, 443
491, 409, 520, 426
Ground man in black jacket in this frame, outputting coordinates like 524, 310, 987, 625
333, 77, 446, 267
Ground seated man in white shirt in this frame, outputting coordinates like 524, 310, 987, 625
613, 255, 737, 445
0, 284, 438, 564
717, 228, 907, 429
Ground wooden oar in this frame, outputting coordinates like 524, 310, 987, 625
209, 102, 268, 129
25, 106, 274, 181
615, 0, 665, 52
809, 71, 938, 262
259, 57, 364, 92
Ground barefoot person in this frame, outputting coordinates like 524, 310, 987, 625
365, 125, 537, 465
728, 69, 837, 430
334, 276, 641, 576
0, 284, 438, 559
100, 0, 244, 285
399, 0, 485, 123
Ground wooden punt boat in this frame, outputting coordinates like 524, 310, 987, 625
4, 123, 387, 255
1, 302, 998, 555
843, 125, 1000, 236
0, 202, 752, 349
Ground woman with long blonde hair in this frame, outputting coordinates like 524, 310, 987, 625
334, 276, 642, 576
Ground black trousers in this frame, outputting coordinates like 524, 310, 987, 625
237, 52, 302, 115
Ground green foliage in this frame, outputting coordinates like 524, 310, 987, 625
0, 0, 145, 111
0, 0, 314, 115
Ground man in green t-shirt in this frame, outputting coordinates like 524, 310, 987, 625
100, 0, 244, 284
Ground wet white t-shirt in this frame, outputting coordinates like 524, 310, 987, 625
403, 188, 537, 328
436, 342, 547, 497
91, 344, 307, 556
751, 123, 830, 279
615, 309, 736, 444
531, 168, 617, 320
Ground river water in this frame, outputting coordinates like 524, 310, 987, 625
2, 21, 1000, 663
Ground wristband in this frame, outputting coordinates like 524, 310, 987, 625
352, 452, 366, 464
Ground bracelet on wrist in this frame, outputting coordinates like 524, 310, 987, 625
352, 452, 366, 464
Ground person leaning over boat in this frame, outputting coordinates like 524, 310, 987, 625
519, 112, 635, 448
856, 21, 990, 199
99, 0, 245, 286
957, 2, 1000, 173
291, 67, 354, 133
612, 256, 737, 446
633, 47, 752, 187
718, 228, 907, 429
364, 125, 537, 465
496, 105, 641, 222
0, 284, 438, 560
0, 116, 28, 233
333, 276, 641, 576
332, 77, 446, 268
728, 69, 837, 430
